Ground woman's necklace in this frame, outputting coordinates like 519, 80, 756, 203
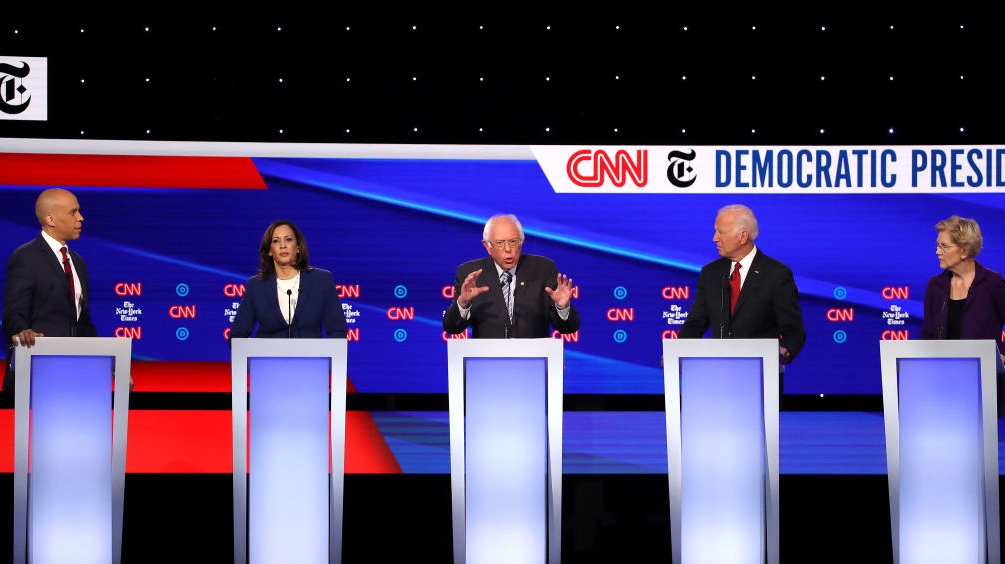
277, 270, 300, 281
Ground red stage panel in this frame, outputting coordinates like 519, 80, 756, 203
0, 409, 401, 474
0, 153, 267, 189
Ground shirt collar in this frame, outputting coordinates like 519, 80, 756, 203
41, 230, 65, 256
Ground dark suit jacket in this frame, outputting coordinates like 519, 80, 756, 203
3, 233, 98, 391
442, 254, 580, 338
678, 248, 806, 362
228, 267, 347, 341
920, 260, 1005, 356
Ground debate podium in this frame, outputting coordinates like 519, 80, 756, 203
447, 338, 564, 564
880, 339, 1002, 564
230, 338, 348, 564
13, 336, 132, 564
662, 338, 780, 564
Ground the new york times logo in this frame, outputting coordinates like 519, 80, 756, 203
0, 56, 47, 121
0, 61, 31, 114
667, 149, 697, 188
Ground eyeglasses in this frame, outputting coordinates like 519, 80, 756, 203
936, 243, 958, 252
489, 239, 522, 249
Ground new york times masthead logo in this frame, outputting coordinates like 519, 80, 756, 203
0, 56, 47, 121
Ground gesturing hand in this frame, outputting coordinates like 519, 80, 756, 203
457, 268, 489, 309
544, 273, 574, 309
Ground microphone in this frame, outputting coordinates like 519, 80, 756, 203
719, 273, 729, 339
287, 289, 293, 339
937, 289, 949, 339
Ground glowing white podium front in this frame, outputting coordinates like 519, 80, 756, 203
662, 338, 780, 564
447, 338, 564, 564
13, 336, 132, 564
880, 339, 1001, 564
231, 338, 348, 564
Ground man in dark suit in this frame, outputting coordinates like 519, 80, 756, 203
3, 188, 98, 393
443, 214, 580, 338
679, 204, 805, 367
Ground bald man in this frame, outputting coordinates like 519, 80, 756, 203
3, 188, 98, 393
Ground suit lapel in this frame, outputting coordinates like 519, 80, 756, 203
37, 236, 75, 308
734, 252, 764, 314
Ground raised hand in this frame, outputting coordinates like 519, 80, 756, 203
544, 273, 574, 309
457, 268, 490, 308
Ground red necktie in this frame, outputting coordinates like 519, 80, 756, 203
61, 246, 75, 307
729, 262, 742, 315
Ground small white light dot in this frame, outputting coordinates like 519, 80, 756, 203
614, 75, 620, 80
144, 26, 150, 32
345, 128, 350, 134
345, 77, 351, 83
683, 26, 688, 31
413, 127, 419, 132
79, 130, 85, 135
614, 25, 620, 30
959, 127, 966, 133
959, 24, 965, 30
211, 26, 217, 32
819, 128, 825, 134
13, 29, 18, 35
819, 393, 825, 398
613, 128, 619, 133
278, 78, 284, 83
276, 27, 282, 32
681, 75, 687, 80
145, 129, 151, 134
888, 128, 895, 134
889, 25, 894, 30
479, 77, 484, 82
412, 25, 418, 31
279, 129, 284, 134
752, 26, 757, 31
345, 26, 350, 31
478, 25, 484, 31
80, 78, 85, 84
888, 76, 894, 81
79, 28, 85, 33
681, 128, 686, 134
545, 76, 550, 82
821, 26, 827, 31
412, 76, 417, 81
819, 75, 826, 81
545, 25, 551, 31
751, 75, 756, 80
145, 77, 150, 83
479, 127, 484, 132
959, 75, 965, 80
751, 129, 756, 134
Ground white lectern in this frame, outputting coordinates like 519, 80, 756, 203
13, 336, 131, 564
447, 338, 564, 564
231, 338, 348, 564
880, 339, 1001, 564
662, 338, 780, 564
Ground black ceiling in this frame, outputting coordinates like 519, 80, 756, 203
0, 12, 999, 146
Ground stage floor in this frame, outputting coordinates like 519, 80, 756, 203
0, 473, 902, 564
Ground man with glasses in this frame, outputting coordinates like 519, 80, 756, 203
443, 214, 580, 339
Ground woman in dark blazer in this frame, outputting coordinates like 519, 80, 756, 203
920, 215, 1005, 363
229, 220, 347, 341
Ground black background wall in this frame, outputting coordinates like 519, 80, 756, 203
0, 10, 999, 564
1, 11, 1001, 146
